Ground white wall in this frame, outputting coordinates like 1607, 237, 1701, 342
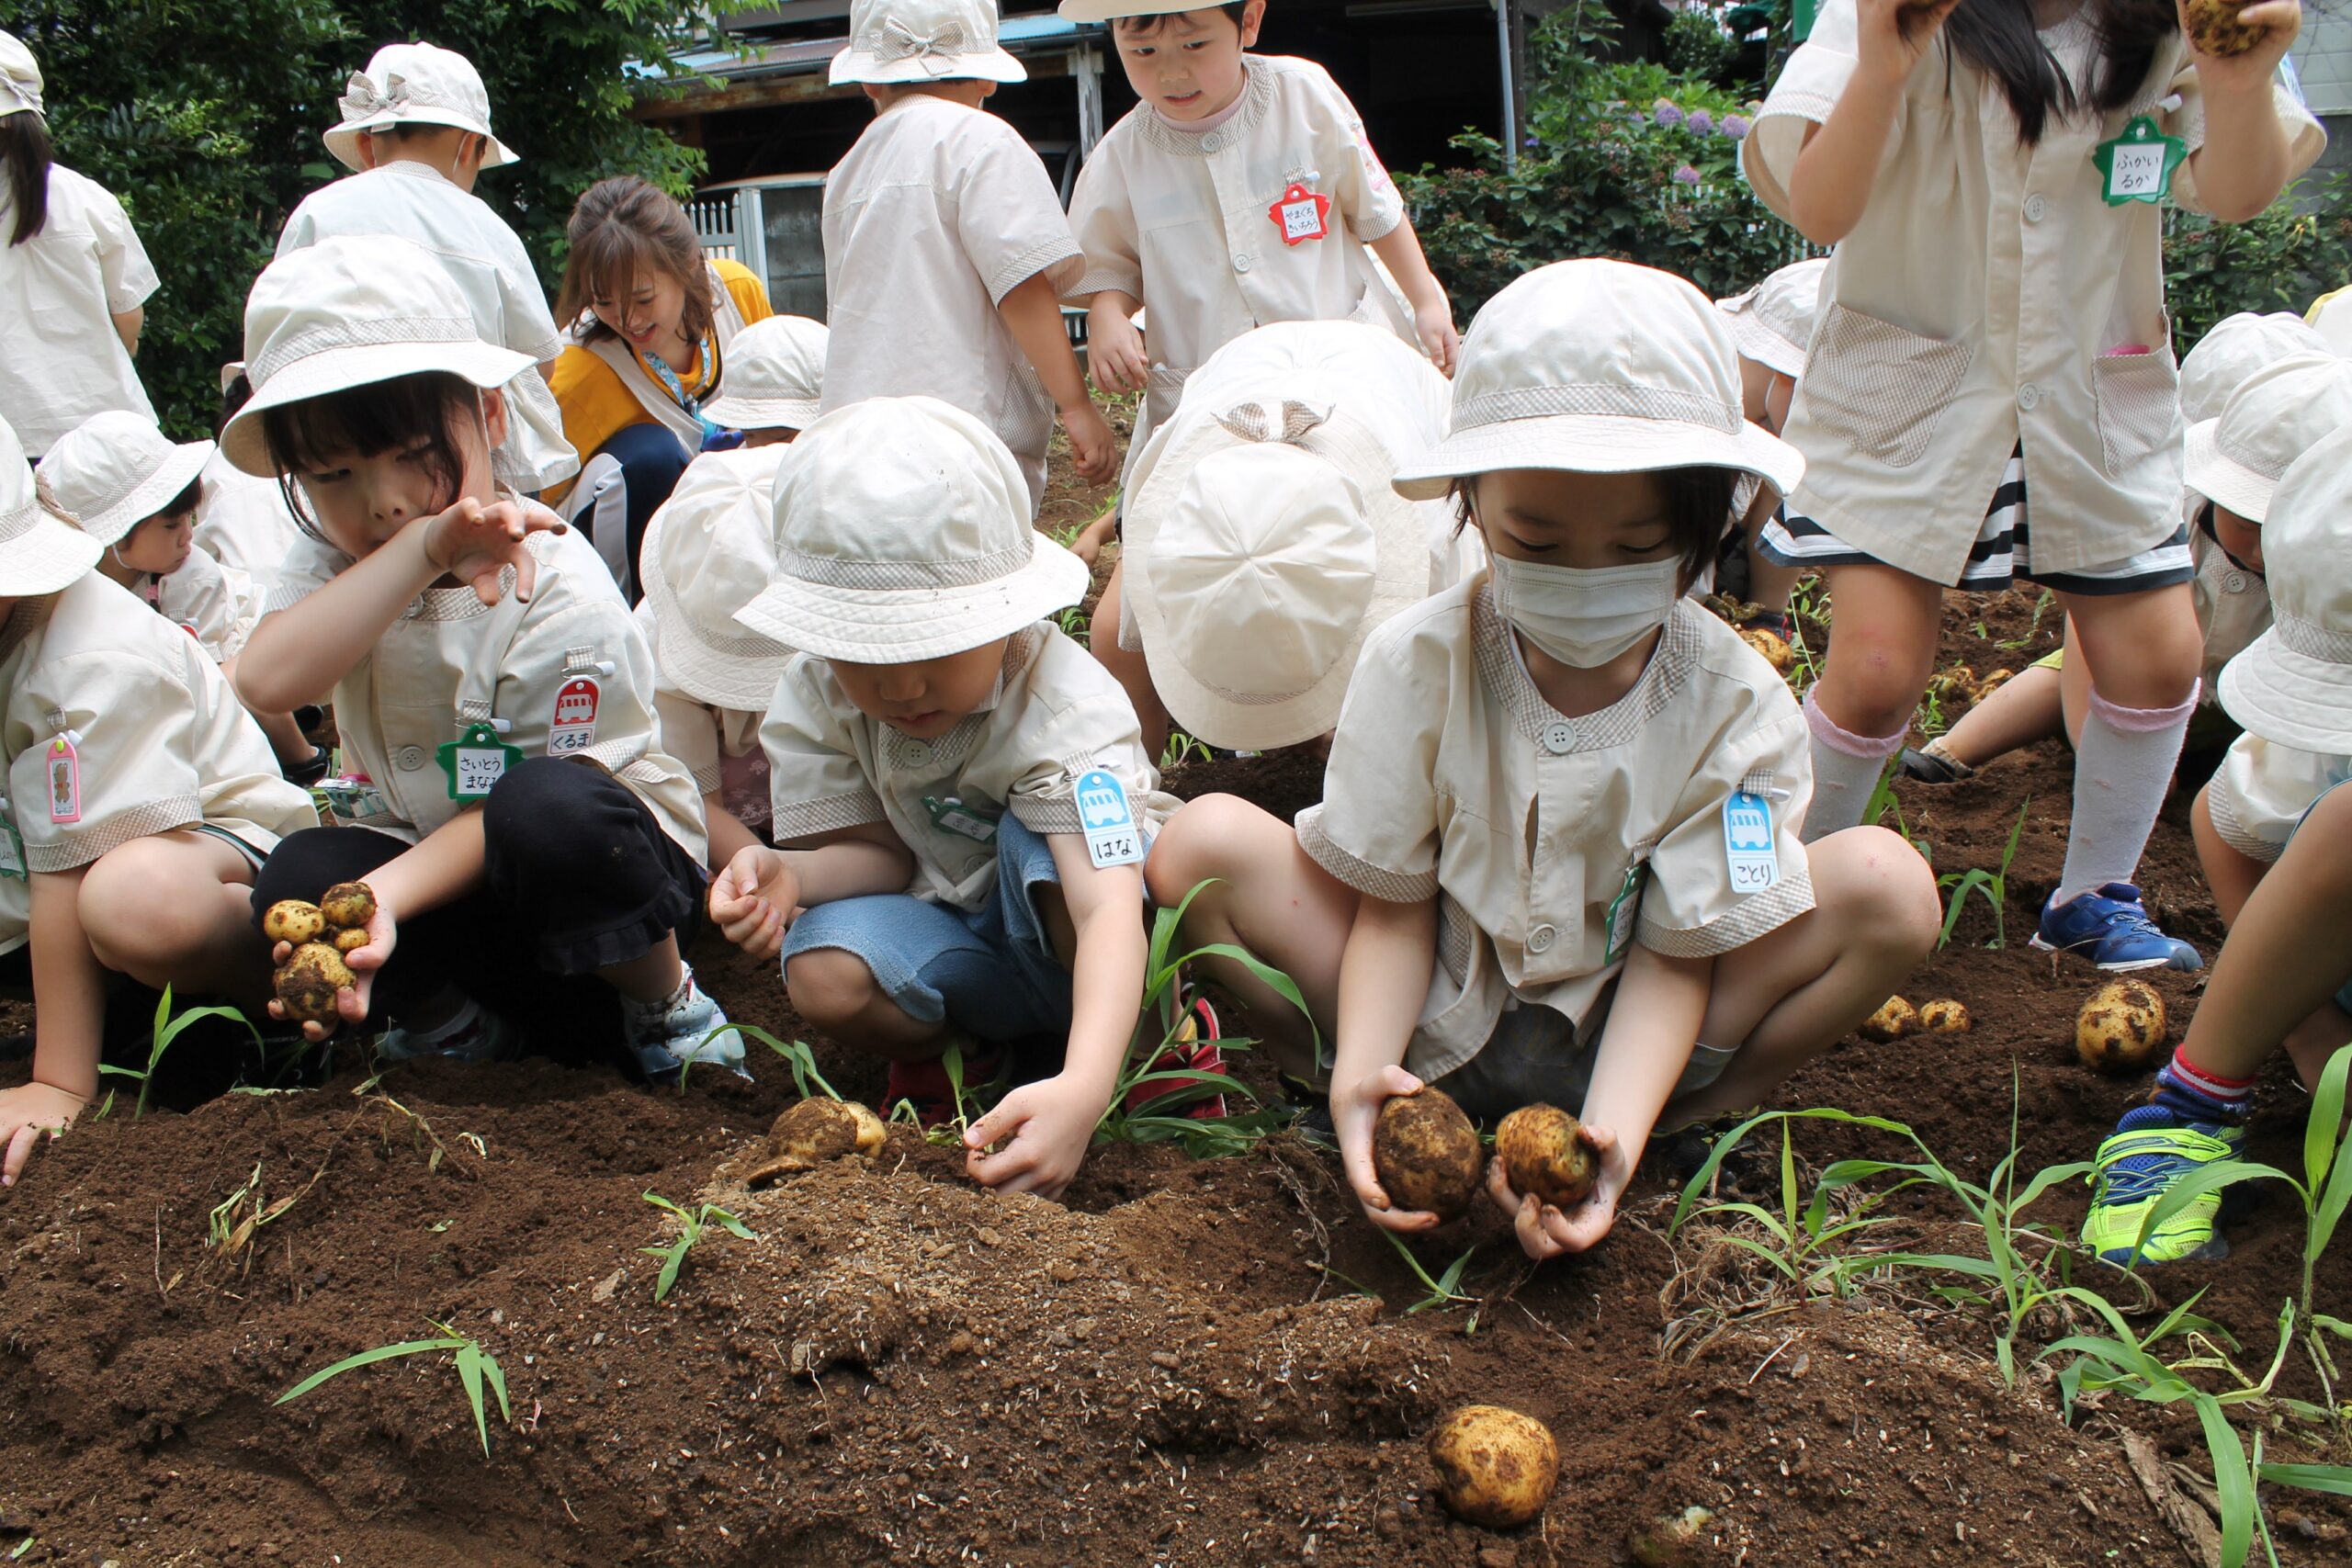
2292, 6, 2352, 118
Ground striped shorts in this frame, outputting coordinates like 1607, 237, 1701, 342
1758, 449, 2194, 596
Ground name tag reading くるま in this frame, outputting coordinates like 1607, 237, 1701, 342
548, 675, 601, 755
1722, 790, 1779, 896
1075, 769, 1145, 870
1268, 182, 1330, 245
2094, 117, 2184, 207
438, 721, 523, 801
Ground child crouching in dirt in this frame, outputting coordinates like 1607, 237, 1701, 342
1145, 261, 1939, 1258
709, 396, 1204, 1200
2083, 423, 2352, 1267
228, 237, 740, 1083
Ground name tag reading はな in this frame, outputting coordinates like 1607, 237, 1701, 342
1075, 769, 1145, 869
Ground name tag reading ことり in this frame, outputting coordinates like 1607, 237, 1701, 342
1075, 769, 1145, 870
1722, 790, 1780, 896
438, 721, 524, 801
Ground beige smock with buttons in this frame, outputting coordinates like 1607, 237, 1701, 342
2190, 511, 2269, 698
1295, 583, 1817, 1083
0, 573, 319, 953
763, 625, 1179, 914
2205, 733, 2348, 864
1065, 54, 1414, 438
1742, 0, 2324, 583
263, 525, 704, 859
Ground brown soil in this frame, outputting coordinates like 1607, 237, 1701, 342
6, 488, 2351, 1564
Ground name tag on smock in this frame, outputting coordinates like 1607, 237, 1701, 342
1076, 770, 1145, 869
1723, 791, 1780, 896
2095, 117, 2185, 207
439, 721, 523, 801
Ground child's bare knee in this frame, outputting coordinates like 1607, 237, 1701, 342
1821, 826, 1939, 952
1146, 792, 1256, 903
785, 947, 879, 1028
79, 846, 204, 969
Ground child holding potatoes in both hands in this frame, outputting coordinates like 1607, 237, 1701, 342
1145, 262, 1939, 1258
0, 413, 319, 1186
227, 237, 741, 1082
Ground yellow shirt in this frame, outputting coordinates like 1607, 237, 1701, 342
546, 259, 771, 506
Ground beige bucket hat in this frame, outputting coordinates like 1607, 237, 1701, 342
1126, 384, 1434, 750
0, 415, 101, 596
703, 315, 830, 433
1057, 0, 1199, 22
641, 445, 799, 711
1392, 258, 1804, 502
831, 0, 1027, 85
40, 412, 216, 548
736, 396, 1086, 663
325, 42, 517, 172
2183, 352, 2352, 524
1715, 256, 1828, 380
0, 30, 42, 118
2179, 311, 2328, 424
2313, 292, 2352, 359
2218, 422, 2352, 754
222, 235, 533, 477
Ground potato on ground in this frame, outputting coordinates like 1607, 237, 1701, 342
2076, 979, 2166, 1074
1918, 998, 1972, 1034
749, 1097, 888, 1186
1428, 1404, 1558, 1528
1860, 996, 1918, 1043
1738, 626, 1794, 672
1372, 1089, 1484, 1220
275, 942, 356, 1026
1495, 1103, 1599, 1208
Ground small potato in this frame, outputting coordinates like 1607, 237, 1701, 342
2185, 0, 2270, 56
1918, 998, 1973, 1034
1926, 666, 1975, 703
1496, 1103, 1599, 1209
2076, 979, 2166, 1074
1860, 996, 1918, 1043
749, 1097, 888, 1186
319, 881, 377, 931
1428, 1404, 1558, 1528
332, 926, 370, 955
262, 899, 325, 947
1738, 626, 1794, 673
1973, 669, 2015, 699
1373, 1089, 1484, 1220
275, 941, 356, 1026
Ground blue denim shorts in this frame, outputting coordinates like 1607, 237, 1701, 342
780, 814, 1076, 1042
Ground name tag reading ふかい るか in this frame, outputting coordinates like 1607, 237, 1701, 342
1722, 790, 1779, 896
1076, 770, 1145, 870
2094, 117, 2184, 207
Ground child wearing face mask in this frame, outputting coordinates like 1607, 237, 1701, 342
277, 41, 577, 498
1145, 261, 1939, 1260
227, 237, 741, 1084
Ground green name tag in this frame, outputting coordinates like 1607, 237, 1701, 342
2094, 116, 2185, 207
438, 721, 524, 801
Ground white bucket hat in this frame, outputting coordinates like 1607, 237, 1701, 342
2183, 351, 2352, 524
641, 445, 799, 711
736, 396, 1085, 663
324, 42, 517, 173
1057, 0, 1202, 22
831, 0, 1027, 85
2315, 292, 2352, 359
40, 412, 216, 548
0, 415, 101, 596
2219, 422, 2352, 753
1392, 259, 1804, 502
221, 235, 532, 477
0, 30, 42, 118
702, 315, 830, 433
1127, 389, 1431, 750
2178, 311, 2328, 424
1715, 256, 1828, 380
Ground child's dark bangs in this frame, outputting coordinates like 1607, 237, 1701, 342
260, 373, 473, 476
1114, 5, 1247, 39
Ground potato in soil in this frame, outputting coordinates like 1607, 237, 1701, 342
2185, 0, 2269, 55
1918, 998, 1972, 1034
1372, 1089, 1484, 1219
319, 881, 376, 931
749, 1097, 888, 1186
262, 899, 325, 947
275, 942, 356, 1026
1495, 1103, 1599, 1208
1860, 995, 1918, 1042
1428, 1404, 1559, 1528
1738, 626, 1794, 672
2076, 979, 2166, 1073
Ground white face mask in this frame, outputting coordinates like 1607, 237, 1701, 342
1487, 552, 1679, 668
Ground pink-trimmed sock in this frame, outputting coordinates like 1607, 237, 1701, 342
1800, 688, 1909, 843
2056, 683, 2199, 905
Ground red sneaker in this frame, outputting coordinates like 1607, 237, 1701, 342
1125, 997, 1227, 1120
885, 1041, 1005, 1129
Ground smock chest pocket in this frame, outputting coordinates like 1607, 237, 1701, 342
2090, 346, 2180, 478
1801, 304, 1974, 470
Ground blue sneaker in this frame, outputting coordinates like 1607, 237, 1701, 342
2030, 883, 2202, 972
2082, 1111, 2247, 1266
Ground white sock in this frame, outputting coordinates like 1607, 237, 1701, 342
622, 965, 697, 1021
2055, 683, 2198, 905
1800, 689, 1909, 843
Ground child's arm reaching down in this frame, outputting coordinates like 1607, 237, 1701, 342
1000, 273, 1117, 484
1366, 226, 1460, 378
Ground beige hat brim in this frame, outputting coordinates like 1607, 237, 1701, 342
2219, 629, 2352, 754
1391, 412, 1804, 502
72, 438, 216, 547
1128, 412, 1430, 751
0, 498, 104, 595
1724, 309, 1806, 380
828, 46, 1026, 85
2183, 418, 2276, 525
640, 505, 797, 712
734, 535, 1088, 663
703, 393, 822, 433
324, 118, 518, 174
1057, 0, 1193, 20
221, 338, 534, 476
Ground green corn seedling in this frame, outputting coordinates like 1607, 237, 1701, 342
640, 1190, 756, 1303
97, 986, 263, 1117
277, 1318, 510, 1456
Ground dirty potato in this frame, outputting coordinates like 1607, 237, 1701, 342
1860, 996, 1918, 1043
2185, 0, 2269, 55
1973, 669, 2015, 699
1918, 998, 1973, 1034
332, 927, 370, 955
262, 899, 325, 947
749, 1097, 888, 1186
1738, 626, 1795, 673
1373, 1089, 1484, 1220
1428, 1404, 1559, 1528
2076, 979, 2167, 1074
1496, 1104, 1600, 1209
319, 881, 377, 931
275, 941, 356, 1026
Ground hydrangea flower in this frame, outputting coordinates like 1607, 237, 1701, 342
1672, 164, 1702, 186
1687, 108, 1714, 135
1653, 98, 1685, 127
1724, 114, 1750, 140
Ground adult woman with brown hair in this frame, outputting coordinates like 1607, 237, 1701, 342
548, 175, 771, 596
